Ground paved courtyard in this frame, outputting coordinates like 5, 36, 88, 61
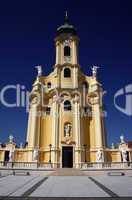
0, 169, 132, 199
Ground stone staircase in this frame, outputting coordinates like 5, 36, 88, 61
50, 168, 85, 176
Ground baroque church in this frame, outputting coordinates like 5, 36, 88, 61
26, 13, 107, 168
0, 14, 131, 168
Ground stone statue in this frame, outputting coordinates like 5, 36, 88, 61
91, 66, 100, 77
111, 143, 115, 149
96, 149, 103, 162
65, 124, 71, 137
120, 135, 125, 144
33, 149, 39, 161
35, 65, 42, 77
121, 149, 128, 162
20, 143, 23, 148
9, 150, 14, 162
9, 135, 14, 143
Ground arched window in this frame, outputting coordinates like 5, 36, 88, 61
64, 100, 71, 111
64, 123, 72, 137
64, 46, 71, 56
64, 68, 71, 78
47, 82, 51, 88
82, 81, 88, 89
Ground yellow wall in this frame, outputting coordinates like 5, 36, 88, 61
40, 116, 52, 149
105, 150, 121, 162
81, 117, 90, 146
14, 150, 29, 162
0, 150, 4, 161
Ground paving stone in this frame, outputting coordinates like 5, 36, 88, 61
0, 169, 132, 198
0, 175, 38, 196
94, 175, 132, 197
31, 176, 109, 197
10, 176, 44, 196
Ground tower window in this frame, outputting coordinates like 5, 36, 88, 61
47, 82, 51, 88
64, 68, 71, 78
64, 46, 71, 56
64, 100, 71, 111
46, 107, 51, 115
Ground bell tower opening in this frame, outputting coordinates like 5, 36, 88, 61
64, 46, 71, 56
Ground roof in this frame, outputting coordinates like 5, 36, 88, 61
56, 12, 77, 36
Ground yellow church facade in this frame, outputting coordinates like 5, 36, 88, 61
0, 15, 132, 168
26, 14, 107, 168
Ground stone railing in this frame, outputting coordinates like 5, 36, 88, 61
0, 161, 54, 169
80, 162, 132, 169
0, 161, 132, 169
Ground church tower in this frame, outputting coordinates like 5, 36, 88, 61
26, 13, 106, 168
54, 12, 79, 89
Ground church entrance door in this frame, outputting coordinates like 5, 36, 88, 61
62, 146, 73, 168
4, 151, 10, 166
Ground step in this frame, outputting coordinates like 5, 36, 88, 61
51, 168, 85, 176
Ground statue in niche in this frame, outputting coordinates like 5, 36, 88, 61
96, 149, 103, 162
64, 123, 71, 138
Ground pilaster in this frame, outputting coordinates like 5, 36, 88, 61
73, 95, 81, 168
51, 96, 59, 165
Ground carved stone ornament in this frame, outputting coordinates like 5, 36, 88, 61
64, 56, 71, 62
63, 39, 71, 47
52, 94, 62, 104
64, 136, 72, 144
73, 95, 80, 103
88, 96, 99, 105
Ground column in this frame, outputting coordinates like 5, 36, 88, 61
27, 104, 38, 148
72, 40, 77, 64
56, 42, 59, 64
73, 67, 78, 88
74, 95, 81, 168
93, 102, 103, 149
51, 96, 59, 166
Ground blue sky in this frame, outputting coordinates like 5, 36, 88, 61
0, 0, 132, 146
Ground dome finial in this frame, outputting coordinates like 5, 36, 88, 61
57, 12, 77, 35
64, 11, 69, 24
65, 11, 68, 18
